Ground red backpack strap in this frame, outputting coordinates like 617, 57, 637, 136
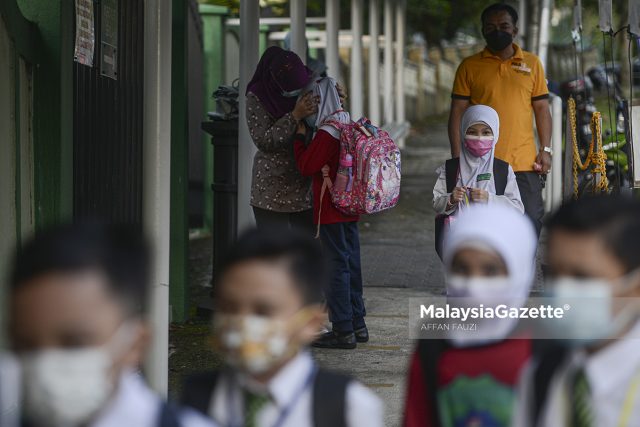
316, 164, 333, 239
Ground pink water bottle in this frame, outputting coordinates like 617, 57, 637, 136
334, 154, 353, 192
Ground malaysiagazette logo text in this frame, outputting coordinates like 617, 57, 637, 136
420, 304, 568, 322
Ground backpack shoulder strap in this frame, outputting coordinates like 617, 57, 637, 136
532, 341, 568, 425
493, 158, 509, 196
180, 371, 219, 417
157, 402, 182, 427
444, 158, 459, 193
312, 369, 350, 427
417, 339, 448, 427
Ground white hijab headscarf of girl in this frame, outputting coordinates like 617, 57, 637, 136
442, 204, 537, 347
303, 77, 350, 138
458, 105, 500, 193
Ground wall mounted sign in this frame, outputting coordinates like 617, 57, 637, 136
74, 0, 95, 66
100, 0, 118, 80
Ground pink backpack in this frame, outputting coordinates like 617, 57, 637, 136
317, 118, 401, 235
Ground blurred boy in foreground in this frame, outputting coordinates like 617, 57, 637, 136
181, 228, 383, 427
8, 223, 216, 427
513, 195, 640, 426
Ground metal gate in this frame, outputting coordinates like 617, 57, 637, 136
73, 0, 144, 225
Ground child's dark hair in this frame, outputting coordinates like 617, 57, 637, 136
546, 195, 640, 273
481, 3, 519, 26
10, 222, 150, 317
218, 228, 327, 304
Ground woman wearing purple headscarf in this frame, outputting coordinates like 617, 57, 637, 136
246, 46, 319, 231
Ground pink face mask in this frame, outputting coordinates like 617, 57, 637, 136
463, 135, 494, 157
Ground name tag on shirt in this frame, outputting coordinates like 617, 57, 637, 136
477, 173, 492, 182
511, 62, 532, 75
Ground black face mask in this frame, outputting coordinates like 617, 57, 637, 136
484, 30, 513, 52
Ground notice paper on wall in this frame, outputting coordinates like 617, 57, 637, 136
74, 0, 94, 66
630, 0, 640, 36
598, 0, 612, 32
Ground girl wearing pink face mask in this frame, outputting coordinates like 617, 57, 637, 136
433, 105, 524, 256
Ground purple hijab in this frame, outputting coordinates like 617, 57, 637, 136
246, 46, 313, 119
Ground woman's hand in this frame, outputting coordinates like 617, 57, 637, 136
449, 187, 466, 205
469, 188, 489, 204
292, 92, 319, 121
336, 83, 347, 106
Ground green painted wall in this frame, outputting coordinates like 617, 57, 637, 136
16, 0, 73, 229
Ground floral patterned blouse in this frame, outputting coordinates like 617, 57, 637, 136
246, 92, 312, 212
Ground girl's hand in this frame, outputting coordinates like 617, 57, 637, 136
292, 92, 319, 121
449, 187, 466, 205
296, 121, 307, 135
470, 188, 489, 203
336, 83, 347, 106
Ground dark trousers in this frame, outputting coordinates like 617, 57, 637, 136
319, 222, 366, 333
515, 171, 544, 238
252, 207, 314, 235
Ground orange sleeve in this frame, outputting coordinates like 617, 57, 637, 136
451, 60, 471, 100
531, 57, 549, 100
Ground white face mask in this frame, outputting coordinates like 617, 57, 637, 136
447, 275, 512, 303
446, 275, 520, 347
20, 322, 138, 427
546, 274, 640, 345
213, 310, 314, 375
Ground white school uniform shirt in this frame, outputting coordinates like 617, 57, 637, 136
432, 163, 524, 216
208, 351, 383, 427
512, 321, 640, 427
92, 371, 218, 427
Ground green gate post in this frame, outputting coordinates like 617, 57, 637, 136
170, 0, 189, 323
199, 4, 228, 233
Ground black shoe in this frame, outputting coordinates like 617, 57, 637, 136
354, 326, 369, 343
312, 331, 357, 349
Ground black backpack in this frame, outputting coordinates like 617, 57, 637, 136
434, 157, 510, 258
181, 368, 350, 427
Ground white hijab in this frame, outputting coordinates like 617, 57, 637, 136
442, 204, 537, 346
306, 77, 350, 139
458, 105, 500, 193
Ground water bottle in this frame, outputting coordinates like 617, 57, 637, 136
334, 154, 353, 192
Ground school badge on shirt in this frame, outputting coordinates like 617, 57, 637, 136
477, 173, 492, 182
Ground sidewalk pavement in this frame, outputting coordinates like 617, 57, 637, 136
312, 123, 451, 427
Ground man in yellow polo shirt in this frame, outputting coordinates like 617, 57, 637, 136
448, 3, 552, 237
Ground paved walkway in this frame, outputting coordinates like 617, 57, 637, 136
312, 123, 451, 426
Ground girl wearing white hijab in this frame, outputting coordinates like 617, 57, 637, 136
433, 105, 524, 216
404, 204, 537, 427
294, 77, 369, 349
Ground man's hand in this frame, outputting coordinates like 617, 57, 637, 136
449, 187, 467, 205
469, 188, 489, 204
534, 150, 552, 174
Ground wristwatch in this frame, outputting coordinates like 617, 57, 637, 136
542, 146, 553, 156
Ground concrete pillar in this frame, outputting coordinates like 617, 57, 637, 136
143, 0, 172, 396
383, 0, 394, 125
237, 1, 259, 233
290, 0, 307, 63
538, 0, 551, 70
368, 0, 381, 125
350, 0, 364, 119
395, 0, 406, 126
325, 0, 340, 81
